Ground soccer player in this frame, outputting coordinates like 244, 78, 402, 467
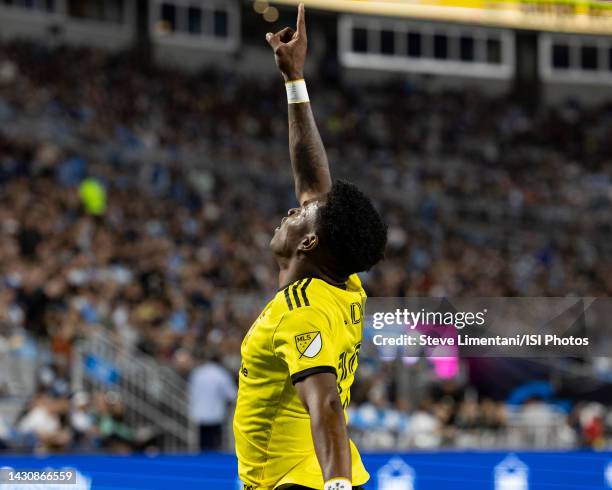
233, 4, 387, 490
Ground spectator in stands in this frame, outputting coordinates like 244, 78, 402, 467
409, 399, 442, 449
98, 393, 135, 454
576, 402, 606, 449
188, 350, 237, 451
173, 348, 195, 380
69, 391, 98, 451
0, 414, 10, 451
16, 391, 72, 453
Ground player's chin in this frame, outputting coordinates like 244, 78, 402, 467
270, 229, 288, 255
269, 229, 280, 250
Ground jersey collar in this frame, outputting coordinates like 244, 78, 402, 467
277, 276, 347, 292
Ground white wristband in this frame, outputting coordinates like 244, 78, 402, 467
285, 79, 310, 104
324, 478, 351, 490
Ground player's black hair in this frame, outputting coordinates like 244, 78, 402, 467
317, 180, 387, 276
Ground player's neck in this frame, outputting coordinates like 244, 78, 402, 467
277, 258, 347, 290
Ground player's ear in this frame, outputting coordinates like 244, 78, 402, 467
298, 233, 318, 253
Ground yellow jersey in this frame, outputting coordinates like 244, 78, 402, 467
234, 274, 370, 490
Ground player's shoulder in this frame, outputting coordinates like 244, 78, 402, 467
312, 274, 366, 301
273, 275, 365, 314
274, 277, 319, 314
269, 278, 332, 319
346, 273, 365, 295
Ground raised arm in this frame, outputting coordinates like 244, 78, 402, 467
266, 3, 332, 206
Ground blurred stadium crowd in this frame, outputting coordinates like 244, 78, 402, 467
0, 41, 611, 454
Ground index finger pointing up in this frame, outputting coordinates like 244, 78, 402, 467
296, 3, 306, 37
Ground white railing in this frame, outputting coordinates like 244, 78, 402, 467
0, 353, 37, 399
72, 329, 197, 452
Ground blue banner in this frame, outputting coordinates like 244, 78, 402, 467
0, 451, 610, 489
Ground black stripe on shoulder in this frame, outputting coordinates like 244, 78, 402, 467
283, 287, 293, 311
291, 279, 303, 308
291, 366, 337, 385
300, 277, 312, 306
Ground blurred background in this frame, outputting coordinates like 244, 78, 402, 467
0, 0, 611, 488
